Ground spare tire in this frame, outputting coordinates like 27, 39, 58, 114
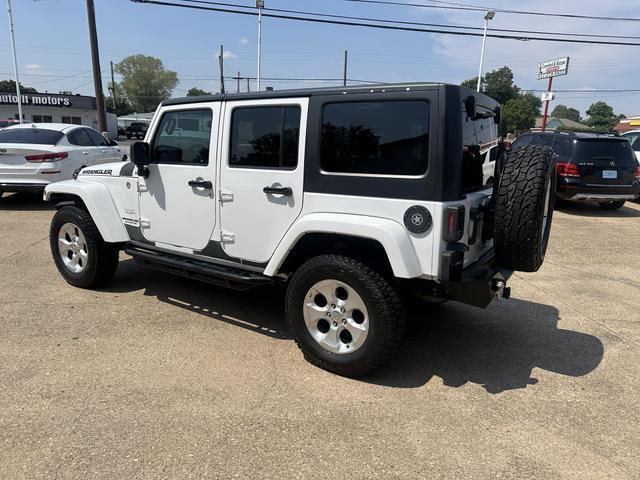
494, 145, 556, 272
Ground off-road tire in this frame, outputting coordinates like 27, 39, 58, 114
494, 145, 556, 272
285, 255, 406, 378
599, 200, 625, 210
50, 205, 119, 288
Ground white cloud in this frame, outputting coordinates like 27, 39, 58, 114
24, 63, 43, 73
239, 37, 249, 44
216, 50, 237, 60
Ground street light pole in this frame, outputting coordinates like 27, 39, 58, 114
476, 10, 495, 93
6, 0, 23, 123
256, 0, 264, 92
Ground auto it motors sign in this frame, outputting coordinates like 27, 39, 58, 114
537, 57, 570, 80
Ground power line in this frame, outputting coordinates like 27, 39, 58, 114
130, 0, 640, 46
341, 0, 640, 22
169, 0, 640, 40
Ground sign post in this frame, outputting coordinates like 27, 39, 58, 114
537, 57, 569, 132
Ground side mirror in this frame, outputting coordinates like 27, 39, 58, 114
464, 95, 476, 119
493, 106, 502, 125
131, 141, 150, 178
109, 139, 118, 146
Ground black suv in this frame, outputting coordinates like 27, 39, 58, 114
511, 131, 640, 210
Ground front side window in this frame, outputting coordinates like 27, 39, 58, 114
320, 100, 429, 176
85, 128, 108, 146
229, 106, 301, 169
152, 109, 212, 165
67, 129, 93, 147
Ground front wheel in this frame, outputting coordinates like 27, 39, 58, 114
599, 200, 625, 210
50, 206, 119, 288
285, 255, 406, 378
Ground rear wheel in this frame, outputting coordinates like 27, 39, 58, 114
599, 200, 625, 210
494, 145, 557, 272
50, 206, 119, 288
285, 255, 406, 378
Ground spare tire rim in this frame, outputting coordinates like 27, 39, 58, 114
541, 178, 552, 244
303, 279, 370, 354
58, 222, 88, 273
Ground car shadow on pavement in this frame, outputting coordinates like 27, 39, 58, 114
105, 259, 604, 393
103, 259, 290, 340
0, 192, 55, 211
370, 299, 604, 393
555, 200, 640, 218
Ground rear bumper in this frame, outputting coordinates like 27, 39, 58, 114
0, 182, 48, 193
557, 179, 640, 201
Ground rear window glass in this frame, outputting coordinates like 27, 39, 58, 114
552, 137, 574, 158
574, 140, 635, 163
0, 128, 63, 145
527, 134, 554, 148
320, 100, 429, 176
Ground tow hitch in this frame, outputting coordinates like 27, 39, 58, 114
492, 278, 511, 300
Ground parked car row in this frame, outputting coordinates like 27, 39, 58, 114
0, 123, 126, 197
482, 130, 640, 210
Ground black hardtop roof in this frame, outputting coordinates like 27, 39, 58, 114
524, 130, 623, 141
162, 82, 473, 106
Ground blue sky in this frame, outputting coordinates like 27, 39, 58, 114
1, 0, 639, 117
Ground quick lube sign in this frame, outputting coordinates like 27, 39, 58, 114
537, 57, 570, 80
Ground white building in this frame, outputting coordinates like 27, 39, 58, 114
0, 91, 118, 138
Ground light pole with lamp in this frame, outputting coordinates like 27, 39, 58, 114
476, 10, 495, 93
256, 0, 264, 91
6, 0, 23, 123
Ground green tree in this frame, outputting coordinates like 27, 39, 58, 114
0, 79, 37, 93
462, 66, 520, 105
585, 101, 619, 131
503, 92, 542, 132
550, 104, 582, 123
115, 55, 178, 113
186, 87, 212, 96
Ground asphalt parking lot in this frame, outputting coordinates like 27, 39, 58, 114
1, 195, 639, 479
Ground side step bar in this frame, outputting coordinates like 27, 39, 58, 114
124, 245, 275, 291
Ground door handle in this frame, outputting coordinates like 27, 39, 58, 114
101, 149, 107, 153
82, 151, 89, 155
188, 179, 213, 189
263, 186, 292, 196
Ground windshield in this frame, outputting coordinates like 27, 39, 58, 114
0, 128, 64, 145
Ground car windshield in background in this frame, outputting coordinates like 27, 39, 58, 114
0, 128, 64, 145
574, 139, 635, 164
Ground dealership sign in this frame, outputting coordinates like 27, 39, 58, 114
537, 57, 570, 80
0, 92, 96, 109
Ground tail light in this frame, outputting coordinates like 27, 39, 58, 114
25, 152, 69, 163
557, 162, 580, 177
443, 205, 465, 242
635, 165, 640, 177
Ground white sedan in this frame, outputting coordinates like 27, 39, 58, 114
0, 123, 125, 197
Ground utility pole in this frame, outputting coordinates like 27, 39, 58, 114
6, 0, 23, 123
85, 0, 107, 133
110, 60, 117, 110
219, 44, 225, 94
343, 50, 348, 87
236, 72, 241, 93
256, 0, 264, 91
476, 11, 495, 92
247, 77, 250, 92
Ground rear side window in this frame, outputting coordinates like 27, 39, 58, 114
67, 129, 93, 147
320, 100, 429, 176
152, 109, 212, 165
574, 140, 635, 164
0, 128, 63, 145
230, 106, 301, 169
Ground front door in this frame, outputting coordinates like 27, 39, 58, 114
138, 105, 220, 250
218, 98, 308, 263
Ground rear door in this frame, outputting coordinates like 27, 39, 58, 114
84, 128, 115, 163
67, 128, 102, 166
573, 139, 637, 186
218, 98, 307, 263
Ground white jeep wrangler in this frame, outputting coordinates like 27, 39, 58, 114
45, 83, 556, 377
